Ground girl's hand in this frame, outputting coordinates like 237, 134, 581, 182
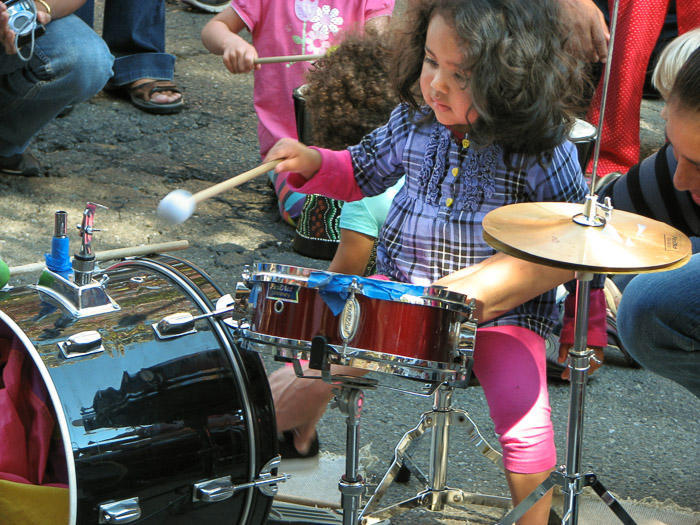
222, 40, 259, 74
264, 138, 322, 180
557, 343, 605, 380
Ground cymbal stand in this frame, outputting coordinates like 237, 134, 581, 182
359, 382, 509, 525
497, 272, 636, 525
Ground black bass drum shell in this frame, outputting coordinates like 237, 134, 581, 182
0, 255, 277, 524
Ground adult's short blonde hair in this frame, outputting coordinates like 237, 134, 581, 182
652, 27, 700, 99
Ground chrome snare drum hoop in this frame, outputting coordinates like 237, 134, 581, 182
240, 263, 477, 383
0, 255, 277, 524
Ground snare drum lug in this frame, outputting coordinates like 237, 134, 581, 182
58, 330, 104, 358
98, 497, 141, 524
193, 476, 235, 503
457, 319, 477, 358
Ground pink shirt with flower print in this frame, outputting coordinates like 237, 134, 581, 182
231, 0, 394, 158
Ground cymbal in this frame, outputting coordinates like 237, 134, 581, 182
482, 201, 692, 274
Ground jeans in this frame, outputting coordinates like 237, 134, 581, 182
617, 251, 700, 399
0, 16, 114, 157
76, 0, 175, 87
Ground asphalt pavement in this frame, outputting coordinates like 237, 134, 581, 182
0, 1, 698, 523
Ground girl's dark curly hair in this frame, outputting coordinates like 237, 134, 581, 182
303, 32, 400, 150
390, 0, 588, 160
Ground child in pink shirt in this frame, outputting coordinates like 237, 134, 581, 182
202, 0, 394, 225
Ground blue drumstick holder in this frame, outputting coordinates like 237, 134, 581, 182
44, 236, 72, 279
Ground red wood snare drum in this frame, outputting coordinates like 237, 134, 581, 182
238, 263, 476, 383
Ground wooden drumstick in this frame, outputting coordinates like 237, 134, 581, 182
254, 54, 325, 64
9, 240, 190, 276
157, 159, 281, 224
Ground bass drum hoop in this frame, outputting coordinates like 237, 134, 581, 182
104, 255, 264, 525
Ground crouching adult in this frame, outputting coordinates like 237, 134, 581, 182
0, 0, 113, 176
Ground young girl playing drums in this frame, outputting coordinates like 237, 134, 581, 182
266, 1, 594, 522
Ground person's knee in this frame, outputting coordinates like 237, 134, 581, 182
617, 278, 663, 360
70, 40, 114, 100
42, 18, 114, 101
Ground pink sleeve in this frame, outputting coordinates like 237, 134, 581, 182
559, 288, 608, 348
286, 148, 366, 202
364, 0, 395, 19
230, 0, 259, 32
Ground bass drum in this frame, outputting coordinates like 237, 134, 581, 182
0, 255, 277, 524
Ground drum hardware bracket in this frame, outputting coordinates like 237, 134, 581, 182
73, 202, 108, 286
496, 470, 636, 525
192, 464, 290, 503
32, 268, 120, 319
572, 194, 610, 228
58, 329, 104, 358
153, 304, 238, 339
217, 286, 253, 330
98, 497, 141, 524
360, 383, 507, 524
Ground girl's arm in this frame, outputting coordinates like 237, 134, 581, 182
201, 7, 259, 74
327, 229, 376, 276
435, 251, 574, 324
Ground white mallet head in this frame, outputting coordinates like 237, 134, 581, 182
157, 189, 196, 224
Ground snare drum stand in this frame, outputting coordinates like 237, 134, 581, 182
302, 336, 379, 525
498, 273, 636, 525
359, 382, 508, 525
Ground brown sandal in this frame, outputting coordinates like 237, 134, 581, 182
127, 80, 184, 114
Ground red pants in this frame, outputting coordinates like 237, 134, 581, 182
586, 0, 700, 175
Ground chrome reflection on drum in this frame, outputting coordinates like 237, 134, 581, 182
569, 118, 598, 172
0, 255, 278, 524
237, 263, 477, 383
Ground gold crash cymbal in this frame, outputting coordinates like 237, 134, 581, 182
482, 201, 692, 274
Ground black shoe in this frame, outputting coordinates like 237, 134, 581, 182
180, 0, 230, 12
0, 149, 40, 177
277, 430, 320, 460
57, 105, 74, 118
292, 195, 343, 260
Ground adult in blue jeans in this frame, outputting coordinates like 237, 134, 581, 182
614, 48, 700, 400
0, 0, 114, 177
76, 0, 184, 114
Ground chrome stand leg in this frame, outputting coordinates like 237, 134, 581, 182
334, 385, 366, 525
360, 384, 508, 525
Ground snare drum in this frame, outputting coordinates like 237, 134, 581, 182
239, 263, 476, 383
0, 255, 277, 524
569, 118, 598, 172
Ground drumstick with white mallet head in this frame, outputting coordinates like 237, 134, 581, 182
157, 159, 281, 224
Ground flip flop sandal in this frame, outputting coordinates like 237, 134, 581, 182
127, 80, 184, 115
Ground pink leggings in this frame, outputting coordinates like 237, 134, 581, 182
473, 326, 555, 474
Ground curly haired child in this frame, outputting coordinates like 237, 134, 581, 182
201, 0, 394, 225
293, 31, 402, 265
